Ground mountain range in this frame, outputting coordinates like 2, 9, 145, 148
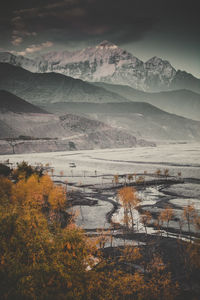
0, 41, 200, 154
0, 63, 128, 105
0, 41, 200, 93
93, 82, 200, 121
0, 62, 199, 122
45, 102, 200, 141
0, 90, 151, 154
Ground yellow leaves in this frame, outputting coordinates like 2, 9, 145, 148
136, 175, 145, 184
67, 280, 72, 288
39, 174, 54, 196
10, 173, 67, 214
66, 242, 71, 250
164, 168, 169, 177
114, 174, 119, 185
185, 242, 200, 269
11, 179, 27, 205
155, 169, 161, 177
0, 176, 12, 200
1, 255, 5, 265
160, 206, 173, 222
183, 204, 196, 221
127, 174, 133, 182
141, 211, 152, 225
97, 228, 110, 248
118, 186, 140, 207
120, 246, 142, 262
48, 185, 66, 211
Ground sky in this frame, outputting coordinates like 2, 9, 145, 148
0, 0, 200, 78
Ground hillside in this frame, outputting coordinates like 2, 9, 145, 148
0, 91, 150, 153
44, 102, 200, 141
0, 63, 129, 105
1, 42, 200, 94
0, 90, 47, 114
93, 82, 200, 121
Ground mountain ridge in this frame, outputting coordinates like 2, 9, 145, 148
0, 62, 130, 105
1, 41, 199, 93
93, 82, 200, 121
0, 90, 48, 114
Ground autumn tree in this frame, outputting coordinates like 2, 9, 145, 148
136, 175, 145, 185
141, 211, 152, 237
160, 206, 174, 237
118, 186, 140, 231
183, 204, 196, 242
0, 174, 100, 300
127, 174, 133, 183
155, 168, 161, 178
164, 168, 169, 180
114, 174, 119, 185
146, 255, 179, 300
12, 161, 44, 182
0, 166, 182, 300
177, 171, 182, 180
97, 228, 110, 249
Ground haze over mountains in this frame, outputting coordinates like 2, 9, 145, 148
0, 40, 200, 153
0, 63, 128, 105
94, 82, 200, 121
1, 41, 200, 94
0, 90, 151, 154
45, 102, 200, 141
0, 61, 200, 122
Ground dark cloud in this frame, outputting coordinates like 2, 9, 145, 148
1, 0, 200, 77
1, 0, 199, 45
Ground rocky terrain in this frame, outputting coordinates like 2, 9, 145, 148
1, 41, 199, 93
94, 82, 200, 121
45, 102, 200, 141
0, 63, 128, 105
0, 91, 152, 154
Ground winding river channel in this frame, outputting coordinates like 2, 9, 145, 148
1, 142, 200, 245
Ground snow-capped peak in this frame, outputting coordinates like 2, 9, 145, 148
145, 56, 175, 70
96, 40, 118, 49
0, 42, 180, 92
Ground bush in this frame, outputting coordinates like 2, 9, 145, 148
0, 163, 11, 177
12, 161, 44, 181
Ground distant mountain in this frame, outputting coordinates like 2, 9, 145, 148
0, 90, 47, 114
39, 40, 199, 93
93, 82, 200, 121
170, 70, 200, 94
0, 90, 63, 139
40, 41, 177, 92
1, 42, 199, 93
0, 90, 149, 153
44, 102, 200, 141
0, 52, 48, 72
0, 109, 151, 153
0, 63, 128, 105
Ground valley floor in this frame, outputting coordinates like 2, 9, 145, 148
1, 142, 200, 298
1, 142, 200, 239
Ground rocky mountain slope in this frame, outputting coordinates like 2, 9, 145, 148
0, 90, 47, 114
0, 63, 128, 105
0, 52, 48, 72
40, 41, 200, 93
94, 82, 200, 121
0, 91, 148, 154
0, 92, 66, 139
45, 102, 200, 141
40, 41, 178, 92
1, 41, 199, 93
